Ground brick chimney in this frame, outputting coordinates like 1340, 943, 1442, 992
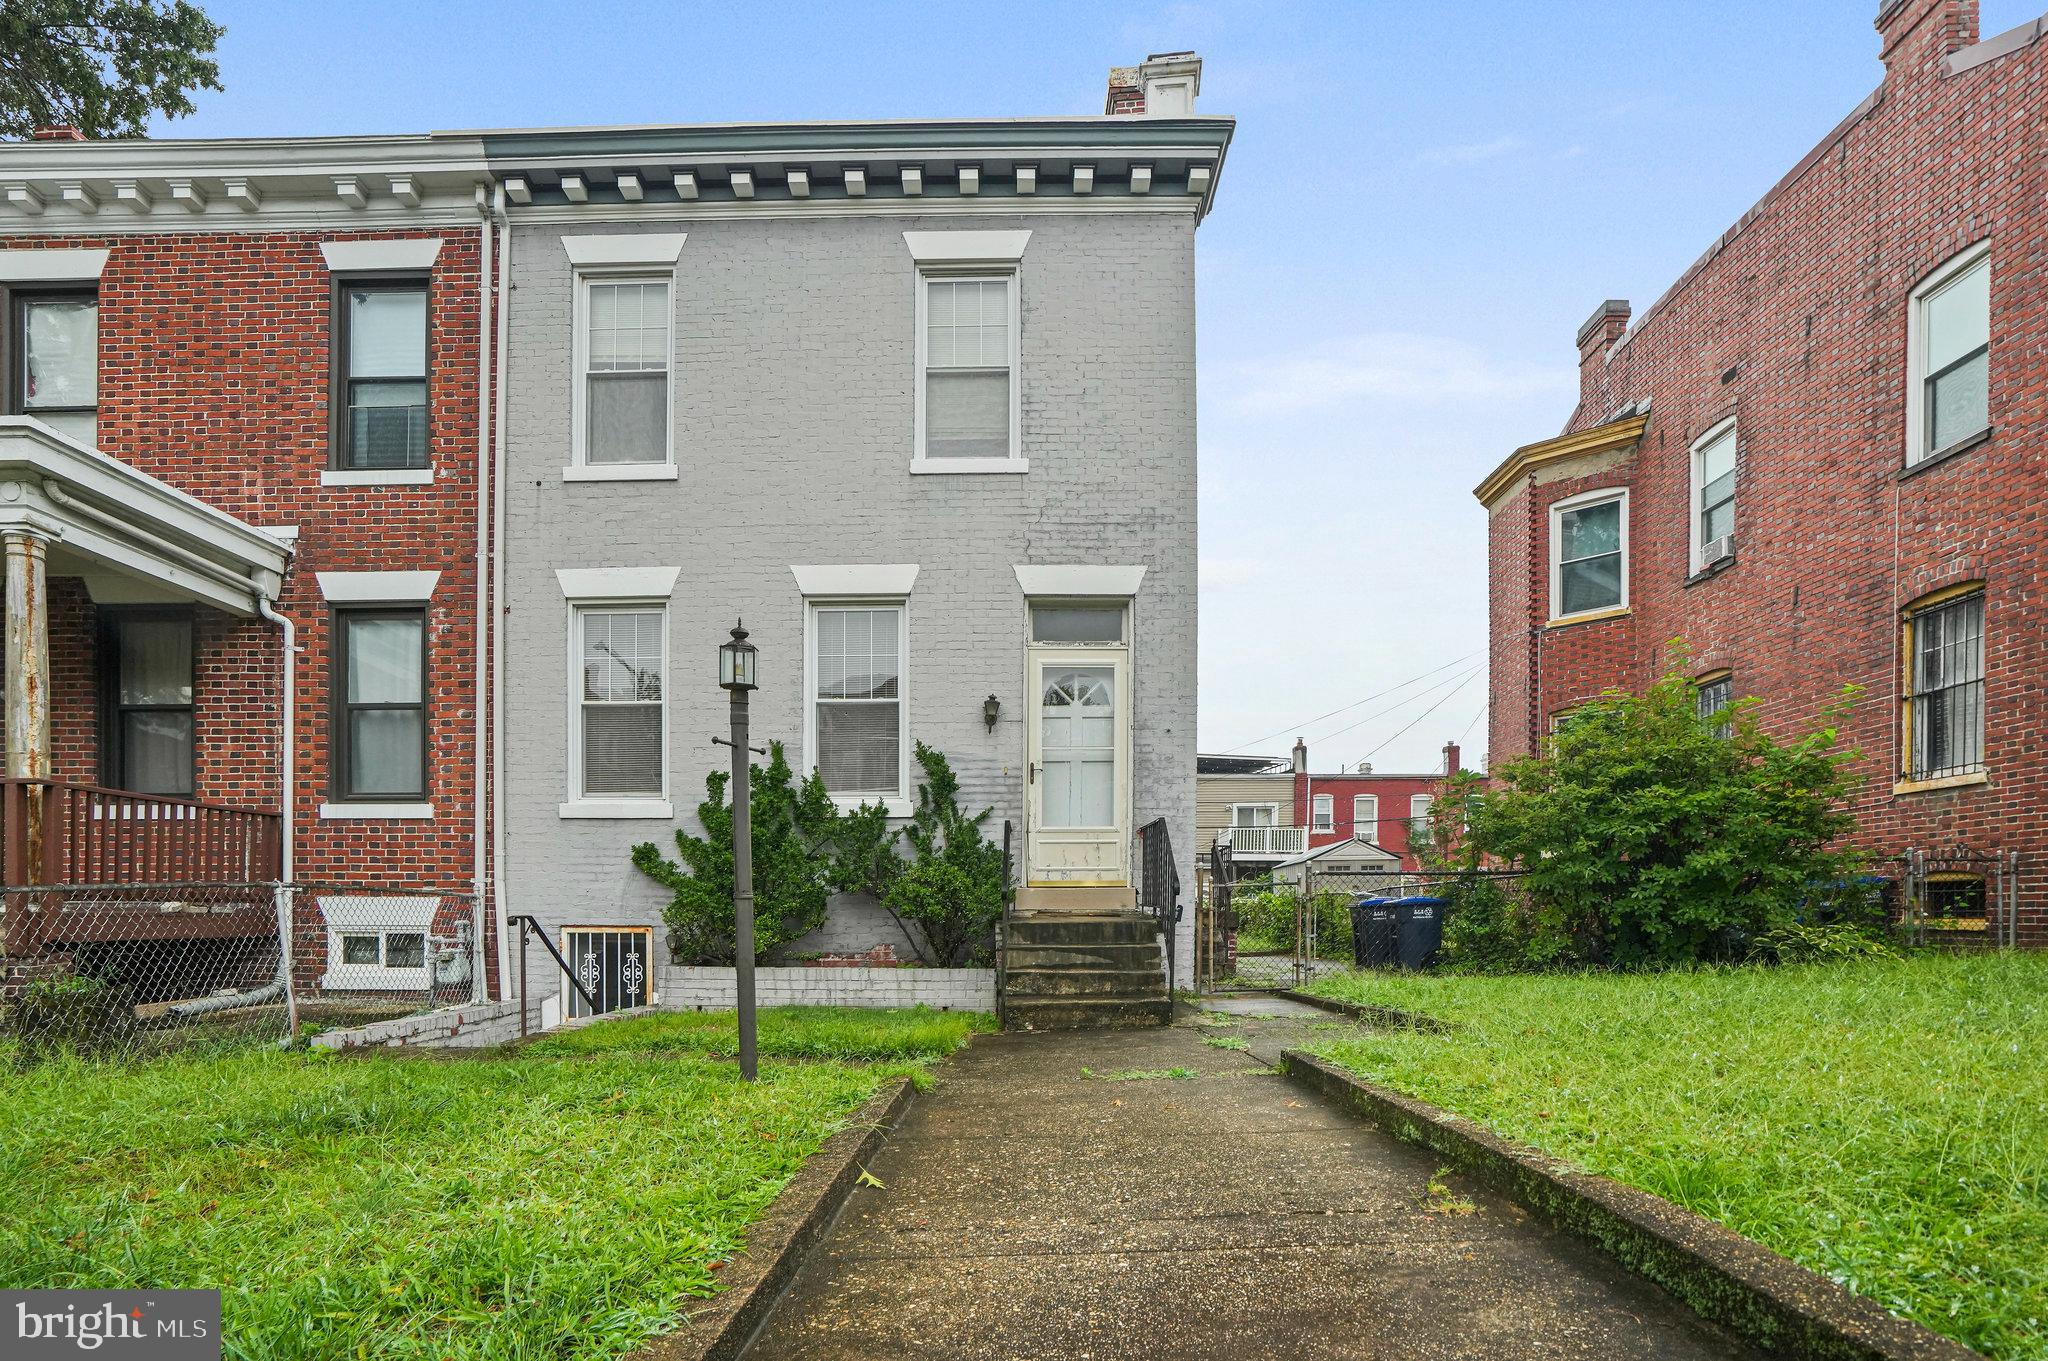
30, 126, 86, 141
1442, 741, 1462, 776
1575, 298, 1630, 421
1105, 51, 1202, 116
1877, 0, 1978, 78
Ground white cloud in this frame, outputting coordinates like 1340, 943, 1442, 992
1218, 332, 1574, 417
1417, 134, 1527, 166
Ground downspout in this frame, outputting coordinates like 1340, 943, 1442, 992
173, 579, 295, 1026
471, 182, 494, 1002
489, 179, 514, 1001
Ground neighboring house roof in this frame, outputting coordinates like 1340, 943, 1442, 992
1471, 411, 1649, 509
1272, 836, 1400, 869
1198, 753, 1289, 775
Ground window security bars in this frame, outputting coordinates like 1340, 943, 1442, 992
1906, 593, 1984, 781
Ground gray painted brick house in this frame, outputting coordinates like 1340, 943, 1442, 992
484, 59, 1229, 1010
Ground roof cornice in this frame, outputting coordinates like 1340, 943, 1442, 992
1472, 413, 1649, 508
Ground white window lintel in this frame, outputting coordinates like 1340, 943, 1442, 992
555, 566, 681, 601
902, 230, 1032, 266
317, 570, 439, 603
790, 564, 919, 598
563, 232, 688, 268
320, 238, 443, 273
0, 248, 110, 282
1013, 565, 1146, 597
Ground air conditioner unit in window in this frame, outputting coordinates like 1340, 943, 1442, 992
1700, 535, 1735, 568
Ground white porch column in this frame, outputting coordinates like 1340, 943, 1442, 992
4, 528, 52, 781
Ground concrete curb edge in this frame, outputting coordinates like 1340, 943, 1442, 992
1276, 987, 1452, 1033
1279, 1050, 1984, 1361
626, 1075, 919, 1361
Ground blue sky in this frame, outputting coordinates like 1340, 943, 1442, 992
153, 0, 2043, 773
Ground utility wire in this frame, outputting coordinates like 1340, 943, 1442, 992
1222, 652, 1479, 754
1356, 669, 1483, 764
1305, 664, 1483, 750
1455, 701, 1488, 744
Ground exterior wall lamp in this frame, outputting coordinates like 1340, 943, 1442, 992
984, 693, 1001, 732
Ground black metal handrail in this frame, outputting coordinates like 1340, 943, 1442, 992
509, 913, 603, 1025
1135, 817, 1182, 995
996, 820, 1014, 1027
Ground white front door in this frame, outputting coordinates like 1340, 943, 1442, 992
1027, 649, 1131, 884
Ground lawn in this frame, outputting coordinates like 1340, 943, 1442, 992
1304, 953, 2048, 1359
0, 1005, 990, 1361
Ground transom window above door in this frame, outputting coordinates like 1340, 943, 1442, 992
1030, 604, 1125, 645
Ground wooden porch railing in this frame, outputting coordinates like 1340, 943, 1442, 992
0, 778, 282, 888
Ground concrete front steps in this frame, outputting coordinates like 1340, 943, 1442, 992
1002, 910, 1170, 1030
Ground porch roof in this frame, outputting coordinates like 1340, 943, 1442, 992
1273, 836, 1400, 869
0, 420, 292, 616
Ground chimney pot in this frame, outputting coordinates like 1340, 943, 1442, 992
30, 125, 86, 141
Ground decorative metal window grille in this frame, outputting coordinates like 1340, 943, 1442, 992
1905, 593, 1984, 780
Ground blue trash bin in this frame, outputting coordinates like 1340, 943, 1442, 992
1349, 897, 1396, 968
1389, 896, 1448, 970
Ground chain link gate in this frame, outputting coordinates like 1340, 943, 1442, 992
1194, 838, 1417, 991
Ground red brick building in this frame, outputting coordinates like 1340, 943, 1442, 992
0, 130, 501, 995
1294, 739, 1460, 871
1478, 0, 2045, 943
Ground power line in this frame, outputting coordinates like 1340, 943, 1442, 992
1357, 669, 1483, 764
1455, 702, 1488, 744
1221, 652, 1480, 754
1290, 664, 1485, 756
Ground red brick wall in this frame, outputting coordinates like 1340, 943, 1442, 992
1295, 771, 1450, 869
1485, 0, 2046, 941
0, 225, 493, 971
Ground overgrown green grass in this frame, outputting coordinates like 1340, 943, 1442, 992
0, 1006, 987, 1360
1305, 953, 2048, 1359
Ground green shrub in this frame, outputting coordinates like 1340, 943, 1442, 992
880, 744, 1005, 967
1746, 920, 1896, 966
633, 742, 836, 965
7, 974, 137, 1066
1458, 656, 1863, 969
1434, 874, 1533, 973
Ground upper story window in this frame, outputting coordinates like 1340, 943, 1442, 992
574, 605, 667, 802
1352, 794, 1378, 841
809, 602, 908, 808
917, 274, 1020, 468
12, 288, 97, 445
1409, 793, 1435, 847
1902, 587, 1984, 783
1311, 793, 1333, 832
1696, 671, 1734, 740
1549, 488, 1628, 621
575, 275, 672, 470
334, 278, 428, 470
1908, 243, 1989, 465
1690, 420, 1736, 571
333, 608, 427, 800
1231, 803, 1276, 828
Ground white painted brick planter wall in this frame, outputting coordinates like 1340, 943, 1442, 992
310, 998, 539, 1051
664, 965, 994, 1011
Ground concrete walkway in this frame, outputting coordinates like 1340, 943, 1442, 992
744, 1000, 1762, 1360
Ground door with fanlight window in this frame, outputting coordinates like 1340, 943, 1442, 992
1025, 604, 1132, 885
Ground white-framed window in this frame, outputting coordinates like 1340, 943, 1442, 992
1311, 793, 1333, 832
1906, 241, 1990, 466
1690, 419, 1736, 572
318, 895, 437, 991
806, 601, 909, 812
1409, 794, 1436, 847
1549, 488, 1628, 621
1231, 803, 1277, 828
571, 272, 673, 474
570, 604, 668, 806
915, 272, 1022, 471
1351, 794, 1378, 842
1902, 587, 1985, 782
1696, 671, 1734, 740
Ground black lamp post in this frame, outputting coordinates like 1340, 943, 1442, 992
718, 619, 759, 1081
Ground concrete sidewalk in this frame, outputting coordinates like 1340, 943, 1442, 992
744, 999, 1761, 1360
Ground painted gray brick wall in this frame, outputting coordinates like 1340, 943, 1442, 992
500, 208, 1199, 979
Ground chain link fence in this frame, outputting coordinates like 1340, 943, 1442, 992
0, 882, 481, 1064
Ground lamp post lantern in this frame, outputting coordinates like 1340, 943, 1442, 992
718, 620, 759, 1081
